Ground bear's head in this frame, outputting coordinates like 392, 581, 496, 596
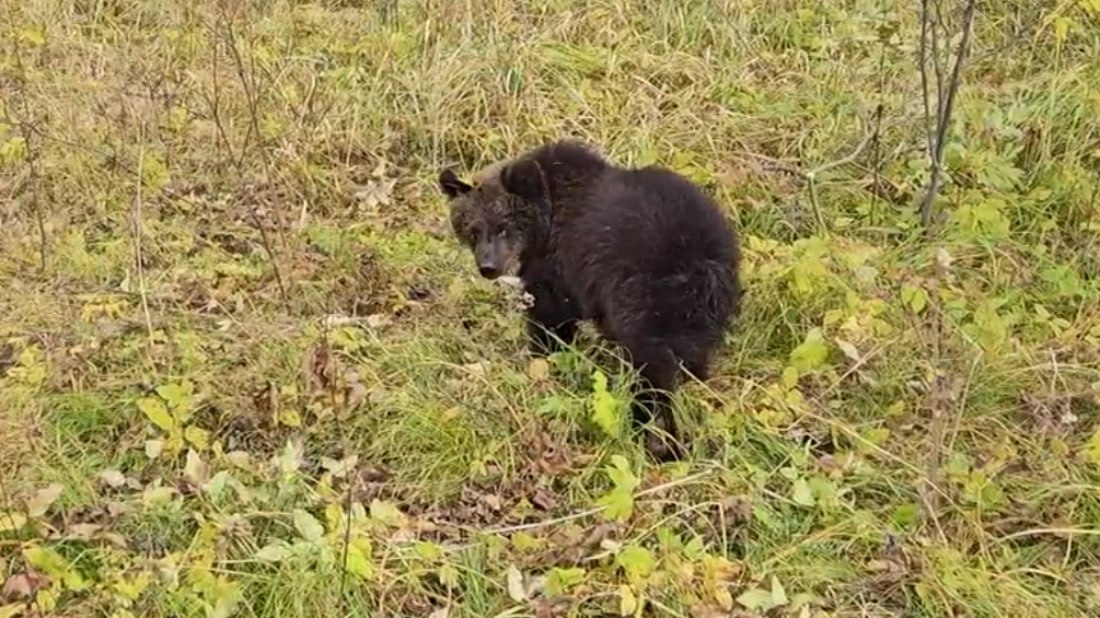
437, 158, 548, 280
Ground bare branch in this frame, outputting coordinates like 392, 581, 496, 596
918, 0, 979, 229
131, 134, 157, 357
4, 16, 49, 271
211, 6, 290, 305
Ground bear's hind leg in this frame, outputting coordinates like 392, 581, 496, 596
620, 335, 687, 462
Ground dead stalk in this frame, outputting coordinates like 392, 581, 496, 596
917, 0, 979, 229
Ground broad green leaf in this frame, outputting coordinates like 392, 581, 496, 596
791, 478, 814, 507
737, 577, 791, 612
591, 369, 623, 437
789, 328, 829, 371
599, 455, 640, 521
616, 544, 655, 584
545, 567, 586, 595
415, 541, 443, 560
781, 366, 800, 388
736, 587, 774, 611
599, 489, 635, 522
891, 503, 921, 529
142, 485, 176, 507
344, 539, 374, 581
900, 284, 928, 314
203, 471, 233, 501
605, 455, 640, 492
255, 542, 291, 562
0, 137, 28, 164
163, 429, 185, 457
112, 573, 150, 601
207, 577, 241, 618
437, 563, 460, 589
25, 545, 88, 591
155, 382, 193, 415
293, 509, 325, 542
35, 588, 59, 613
369, 499, 406, 527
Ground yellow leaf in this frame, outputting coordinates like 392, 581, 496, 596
781, 366, 799, 388
0, 513, 28, 532
619, 584, 638, 616
184, 425, 210, 450
369, 499, 406, 528
437, 563, 460, 590
1052, 16, 1074, 45
344, 538, 373, 581
145, 439, 164, 459
1084, 428, 1100, 468
164, 430, 185, 457
278, 407, 302, 428
293, 509, 324, 542
142, 485, 176, 507
138, 397, 175, 433
19, 27, 46, 47
714, 586, 734, 611
527, 358, 550, 381
35, 588, 58, 613
112, 573, 150, 601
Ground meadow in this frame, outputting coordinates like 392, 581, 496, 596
2, 1, 1099, 616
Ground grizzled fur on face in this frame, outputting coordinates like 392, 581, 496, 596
438, 167, 547, 280
438, 140, 741, 462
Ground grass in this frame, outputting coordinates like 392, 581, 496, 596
2, 0, 1099, 616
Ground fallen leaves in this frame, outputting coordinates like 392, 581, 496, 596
527, 358, 551, 382
736, 575, 789, 613
1, 568, 50, 603
0, 513, 28, 533
25, 484, 63, 519
97, 469, 127, 489
505, 564, 530, 602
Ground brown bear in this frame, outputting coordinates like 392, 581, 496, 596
438, 139, 741, 461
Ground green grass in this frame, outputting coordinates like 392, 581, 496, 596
2, 1, 1100, 616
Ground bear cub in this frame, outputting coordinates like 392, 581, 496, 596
438, 140, 741, 461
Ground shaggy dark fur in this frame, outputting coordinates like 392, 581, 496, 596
438, 140, 741, 460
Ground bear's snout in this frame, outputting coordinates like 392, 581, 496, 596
478, 264, 501, 279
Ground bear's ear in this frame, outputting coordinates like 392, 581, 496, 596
439, 169, 473, 198
499, 158, 547, 201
